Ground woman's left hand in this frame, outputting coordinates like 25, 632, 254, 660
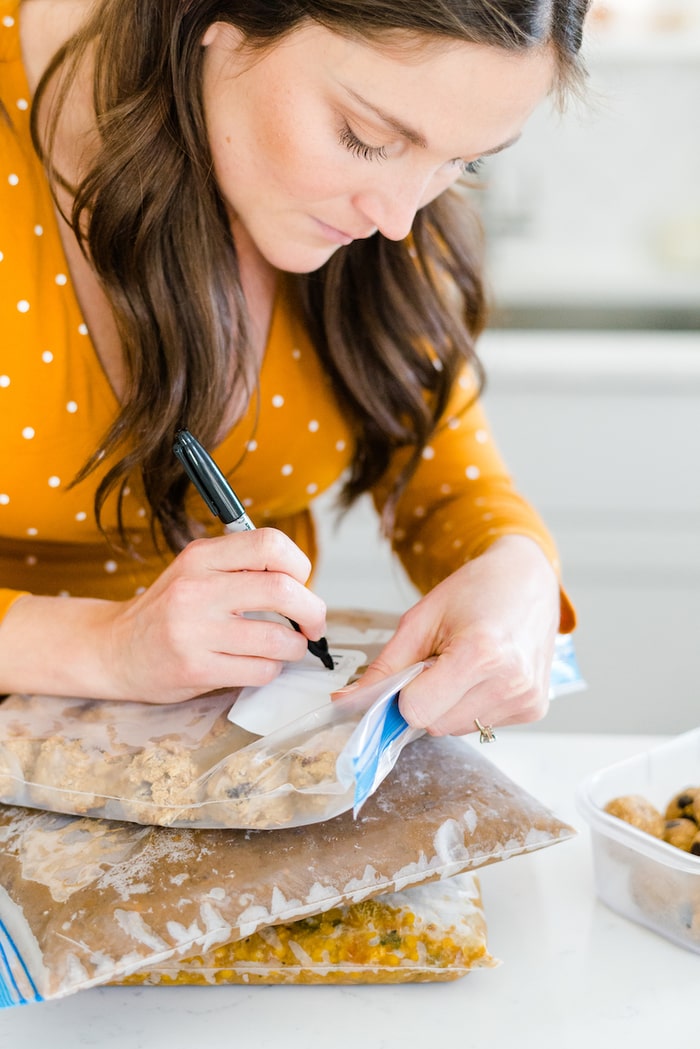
337, 535, 561, 738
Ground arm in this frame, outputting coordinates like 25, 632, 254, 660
0, 529, 327, 702
342, 369, 574, 735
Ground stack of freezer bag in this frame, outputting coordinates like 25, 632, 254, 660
0, 612, 580, 1004
0, 734, 576, 1004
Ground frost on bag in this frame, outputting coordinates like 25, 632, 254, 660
0, 735, 573, 1007
0, 665, 424, 830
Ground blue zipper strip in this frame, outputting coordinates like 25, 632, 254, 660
0, 917, 42, 1007
352, 692, 409, 811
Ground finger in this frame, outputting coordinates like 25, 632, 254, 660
150, 652, 288, 703
332, 612, 440, 699
223, 571, 327, 642
184, 527, 313, 584
208, 614, 309, 664
414, 678, 550, 738
396, 638, 549, 733
331, 657, 399, 698
167, 549, 326, 642
395, 647, 491, 728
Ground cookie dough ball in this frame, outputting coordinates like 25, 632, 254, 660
604, 795, 665, 838
664, 818, 698, 851
665, 788, 700, 822
0, 737, 40, 802
630, 863, 700, 945
31, 738, 101, 813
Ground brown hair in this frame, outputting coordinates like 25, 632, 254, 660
31, 0, 590, 551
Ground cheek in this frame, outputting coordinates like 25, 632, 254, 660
252, 103, 352, 201
273, 149, 351, 206
418, 167, 462, 209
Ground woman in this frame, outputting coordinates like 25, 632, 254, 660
0, 0, 585, 735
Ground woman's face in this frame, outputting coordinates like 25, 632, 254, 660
201, 23, 554, 273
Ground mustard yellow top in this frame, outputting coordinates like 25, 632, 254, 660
0, 1, 574, 631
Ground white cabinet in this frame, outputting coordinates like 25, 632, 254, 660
477, 40, 700, 330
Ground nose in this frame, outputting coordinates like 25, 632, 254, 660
351, 174, 433, 242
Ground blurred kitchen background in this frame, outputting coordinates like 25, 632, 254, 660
313, 0, 700, 735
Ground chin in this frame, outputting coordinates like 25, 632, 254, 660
261, 240, 345, 275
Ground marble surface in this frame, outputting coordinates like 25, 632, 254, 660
0, 731, 696, 1048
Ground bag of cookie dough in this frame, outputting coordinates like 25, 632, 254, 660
115, 872, 498, 987
0, 660, 424, 830
0, 609, 584, 830
0, 734, 573, 1007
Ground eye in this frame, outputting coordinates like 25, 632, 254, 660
339, 123, 389, 163
458, 158, 484, 177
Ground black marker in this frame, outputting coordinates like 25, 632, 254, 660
173, 429, 334, 670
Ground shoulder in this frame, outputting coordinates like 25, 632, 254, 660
18, 0, 93, 92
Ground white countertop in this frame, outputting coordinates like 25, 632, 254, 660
0, 731, 695, 1048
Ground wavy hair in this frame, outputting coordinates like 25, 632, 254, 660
30, 0, 591, 551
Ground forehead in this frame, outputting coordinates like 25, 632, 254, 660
296, 24, 557, 151
208, 20, 557, 158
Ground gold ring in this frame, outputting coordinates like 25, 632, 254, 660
474, 717, 496, 744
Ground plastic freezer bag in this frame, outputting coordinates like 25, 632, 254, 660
0, 734, 574, 1007
0, 608, 584, 830
0, 663, 423, 830
116, 872, 497, 986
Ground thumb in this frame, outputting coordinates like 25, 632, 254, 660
331, 620, 434, 699
330, 657, 398, 700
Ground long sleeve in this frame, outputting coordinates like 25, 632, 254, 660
0, 588, 29, 624
370, 369, 576, 632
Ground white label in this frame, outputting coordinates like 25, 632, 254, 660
227, 649, 367, 736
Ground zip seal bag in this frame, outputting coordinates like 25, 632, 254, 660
0, 605, 584, 830
0, 665, 426, 830
549, 632, 586, 699
335, 663, 425, 816
115, 872, 498, 987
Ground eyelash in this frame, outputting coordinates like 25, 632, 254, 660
339, 123, 388, 162
339, 121, 485, 177
459, 158, 484, 177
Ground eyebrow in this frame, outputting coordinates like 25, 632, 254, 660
341, 85, 522, 158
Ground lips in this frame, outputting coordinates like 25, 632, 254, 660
313, 217, 377, 244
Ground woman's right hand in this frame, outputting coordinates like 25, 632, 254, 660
0, 528, 327, 703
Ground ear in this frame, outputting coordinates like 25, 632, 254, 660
201, 22, 244, 49
201, 24, 220, 47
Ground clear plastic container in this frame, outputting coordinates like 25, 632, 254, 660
576, 728, 700, 952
